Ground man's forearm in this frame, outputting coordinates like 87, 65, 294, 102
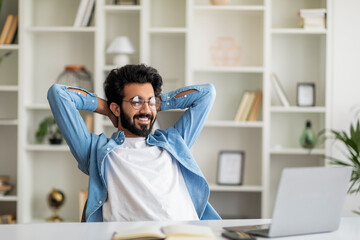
68, 88, 110, 117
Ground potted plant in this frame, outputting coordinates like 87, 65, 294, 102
35, 116, 63, 145
319, 120, 360, 214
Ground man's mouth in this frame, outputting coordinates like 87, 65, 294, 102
134, 114, 153, 125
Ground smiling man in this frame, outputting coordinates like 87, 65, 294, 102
47, 64, 220, 222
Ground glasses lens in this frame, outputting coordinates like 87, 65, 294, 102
130, 96, 144, 109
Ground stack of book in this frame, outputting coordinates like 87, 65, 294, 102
0, 176, 12, 196
0, 15, 18, 44
234, 90, 262, 122
298, 9, 326, 29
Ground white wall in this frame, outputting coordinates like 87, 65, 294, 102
332, 0, 360, 216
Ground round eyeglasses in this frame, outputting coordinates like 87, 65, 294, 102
123, 96, 158, 110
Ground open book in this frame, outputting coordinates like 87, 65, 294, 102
112, 224, 215, 240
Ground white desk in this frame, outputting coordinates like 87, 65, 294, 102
0, 218, 359, 240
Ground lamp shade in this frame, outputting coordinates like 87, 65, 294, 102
106, 36, 135, 54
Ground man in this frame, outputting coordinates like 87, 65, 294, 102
47, 64, 220, 222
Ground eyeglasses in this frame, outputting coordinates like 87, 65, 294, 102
123, 96, 158, 110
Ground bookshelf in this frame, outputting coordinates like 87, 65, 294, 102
0, 0, 333, 223
0, 0, 19, 223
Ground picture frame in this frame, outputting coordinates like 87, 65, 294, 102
297, 83, 315, 106
217, 151, 245, 185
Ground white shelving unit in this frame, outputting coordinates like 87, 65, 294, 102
0, 0, 19, 221
0, 0, 331, 223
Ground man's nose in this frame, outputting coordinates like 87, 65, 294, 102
139, 102, 152, 113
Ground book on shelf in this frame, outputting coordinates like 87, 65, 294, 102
234, 92, 250, 121
247, 90, 262, 121
82, 0, 96, 27
4, 15, 18, 44
298, 8, 326, 29
112, 224, 215, 240
271, 73, 290, 107
0, 14, 14, 44
239, 92, 255, 121
74, 0, 96, 27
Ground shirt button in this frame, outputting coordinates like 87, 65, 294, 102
78, 92, 81, 95
120, 139, 124, 143
99, 173, 102, 177
167, 96, 170, 99
184, 95, 187, 98
99, 201, 102, 204
167, 102, 170, 105
106, 147, 110, 151
92, 100, 95, 103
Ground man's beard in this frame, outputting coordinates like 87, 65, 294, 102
120, 108, 155, 137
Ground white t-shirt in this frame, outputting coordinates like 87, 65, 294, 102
102, 137, 199, 222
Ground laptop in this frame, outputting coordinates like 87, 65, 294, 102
224, 167, 352, 238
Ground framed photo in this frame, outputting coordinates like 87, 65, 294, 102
217, 151, 245, 185
297, 83, 315, 106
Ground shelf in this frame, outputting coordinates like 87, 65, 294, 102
25, 144, 70, 152
194, 67, 264, 73
270, 148, 325, 155
27, 27, 96, 33
149, 28, 187, 35
205, 121, 263, 128
271, 106, 326, 113
0, 119, 18, 126
0, 45, 19, 50
0, 195, 18, 202
271, 28, 327, 35
103, 5, 142, 12
26, 104, 50, 110
193, 6, 265, 12
209, 184, 263, 192
0, 86, 18, 91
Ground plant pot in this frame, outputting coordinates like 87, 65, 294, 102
49, 137, 63, 145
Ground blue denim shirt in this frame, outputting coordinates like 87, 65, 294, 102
47, 83, 221, 222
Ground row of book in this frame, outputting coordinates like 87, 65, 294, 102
0, 214, 16, 224
298, 8, 326, 29
0, 14, 18, 45
234, 90, 262, 122
74, 0, 96, 27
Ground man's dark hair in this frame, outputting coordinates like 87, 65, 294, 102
104, 64, 163, 106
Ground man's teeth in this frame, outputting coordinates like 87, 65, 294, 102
139, 118, 148, 121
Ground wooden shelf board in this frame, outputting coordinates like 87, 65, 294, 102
194, 66, 264, 73
194, 6, 265, 11
0, 86, 18, 91
103, 5, 142, 12
205, 120, 263, 128
271, 106, 326, 113
25, 144, 70, 152
149, 28, 187, 34
26, 103, 50, 110
272, 28, 327, 34
0, 195, 18, 202
0, 44, 19, 50
209, 184, 263, 192
27, 27, 96, 33
270, 148, 325, 155
0, 119, 18, 125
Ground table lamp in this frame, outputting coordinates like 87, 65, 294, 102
107, 36, 135, 66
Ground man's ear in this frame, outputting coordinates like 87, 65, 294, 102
109, 102, 121, 117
